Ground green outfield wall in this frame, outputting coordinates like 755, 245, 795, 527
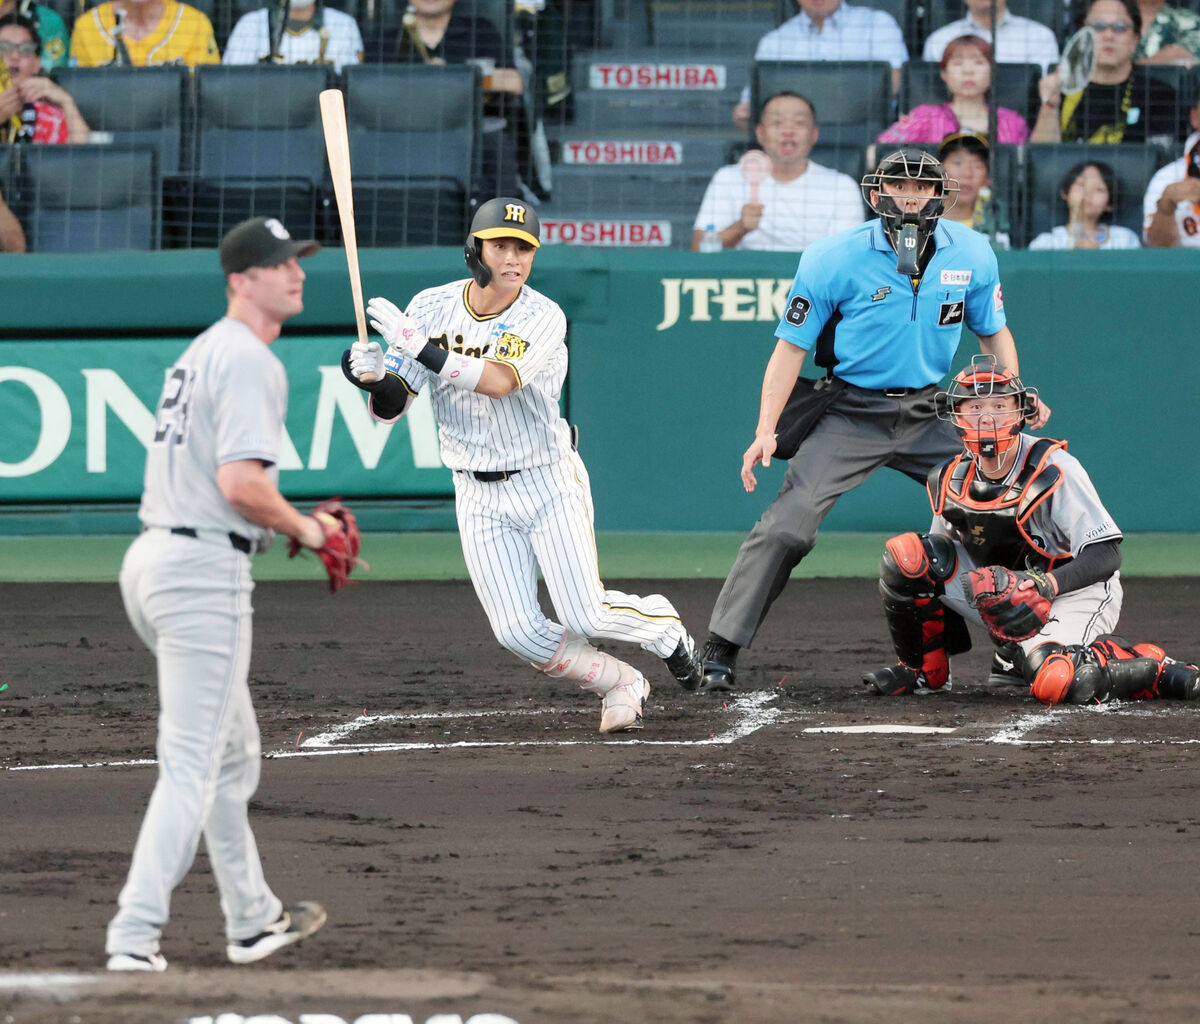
1, 247, 1197, 535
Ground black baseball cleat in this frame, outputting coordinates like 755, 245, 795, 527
664, 635, 704, 691
698, 636, 738, 693
1159, 661, 1200, 701
985, 648, 1025, 688
864, 663, 950, 696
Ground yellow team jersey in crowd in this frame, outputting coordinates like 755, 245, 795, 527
70, 0, 220, 67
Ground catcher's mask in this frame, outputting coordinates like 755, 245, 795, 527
936, 355, 1037, 464
861, 148, 959, 274
463, 197, 541, 288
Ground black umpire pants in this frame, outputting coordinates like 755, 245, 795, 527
709, 385, 960, 650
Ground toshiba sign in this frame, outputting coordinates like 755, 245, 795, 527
561, 140, 682, 165
587, 63, 726, 89
541, 220, 672, 247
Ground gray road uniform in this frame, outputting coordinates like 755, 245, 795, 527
930, 433, 1124, 655
107, 317, 285, 959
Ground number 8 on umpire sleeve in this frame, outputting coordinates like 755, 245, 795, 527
785, 295, 811, 326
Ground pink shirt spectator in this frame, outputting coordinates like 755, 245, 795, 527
877, 103, 1028, 145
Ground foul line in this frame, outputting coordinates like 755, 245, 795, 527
3, 693, 792, 772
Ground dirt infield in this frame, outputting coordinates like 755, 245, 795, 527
3, 576, 1200, 1024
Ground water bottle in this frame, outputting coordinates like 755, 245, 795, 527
698, 224, 721, 253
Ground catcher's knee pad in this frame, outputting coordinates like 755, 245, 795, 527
880, 532, 958, 595
536, 631, 641, 696
878, 533, 962, 687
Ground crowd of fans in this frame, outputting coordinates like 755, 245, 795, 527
0, 0, 1198, 251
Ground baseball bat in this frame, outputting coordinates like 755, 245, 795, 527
318, 89, 378, 383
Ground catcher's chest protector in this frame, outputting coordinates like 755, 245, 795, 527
929, 438, 1067, 570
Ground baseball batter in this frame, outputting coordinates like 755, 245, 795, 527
865, 358, 1200, 703
341, 197, 704, 732
106, 217, 339, 971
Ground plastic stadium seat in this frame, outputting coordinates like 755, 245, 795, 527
651, 0, 778, 54
53, 66, 188, 175
1024, 142, 1169, 242
752, 60, 894, 146
190, 64, 332, 247
16, 144, 160, 252
899, 61, 1043, 125
342, 64, 480, 246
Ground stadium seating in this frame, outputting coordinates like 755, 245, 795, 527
899, 61, 1043, 125
190, 64, 332, 247
16, 144, 160, 252
1023, 142, 1170, 241
923, 0, 1070, 44
342, 63, 480, 246
752, 60, 894, 145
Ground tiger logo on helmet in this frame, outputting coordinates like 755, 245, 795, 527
936, 355, 1039, 463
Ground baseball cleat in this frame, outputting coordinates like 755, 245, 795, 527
599, 675, 650, 733
664, 635, 704, 691
864, 663, 951, 696
227, 901, 326, 965
106, 952, 168, 972
984, 649, 1024, 688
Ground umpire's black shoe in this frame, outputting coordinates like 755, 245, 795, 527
665, 634, 704, 691
699, 636, 739, 693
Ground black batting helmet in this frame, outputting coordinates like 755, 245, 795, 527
463, 197, 541, 288
936, 355, 1038, 463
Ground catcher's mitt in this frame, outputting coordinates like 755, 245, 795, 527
287, 498, 364, 593
963, 565, 1055, 642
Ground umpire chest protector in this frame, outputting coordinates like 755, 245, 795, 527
928, 438, 1068, 570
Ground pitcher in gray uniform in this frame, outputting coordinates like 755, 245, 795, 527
106, 217, 332, 972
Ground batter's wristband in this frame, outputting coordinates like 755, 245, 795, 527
414, 341, 449, 374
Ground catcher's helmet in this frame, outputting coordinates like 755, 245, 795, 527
861, 148, 959, 271
463, 197, 541, 288
936, 355, 1038, 463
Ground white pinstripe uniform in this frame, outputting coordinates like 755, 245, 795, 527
370, 279, 690, 670
932, 434, 1124, 659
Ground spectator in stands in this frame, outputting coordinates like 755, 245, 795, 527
732, 0, 908, 128
1143, 87, 1200, 245
223, 0, 363, 72
877, 35, 1029, 148
0, 14, 89, 142
938, 131, 1011, 248
923, 0, 1060, 72
0, 183, 25, 251
1030, 0, 1181, 142
693, 91, 864, 251
0, 0, 66, 69
70, 0, 219, 67
1029, 159, 1141, 248
1136, 0, 1200, 66
370, 0, 526, 198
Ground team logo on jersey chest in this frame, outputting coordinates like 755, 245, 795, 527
493, 332, 527, 361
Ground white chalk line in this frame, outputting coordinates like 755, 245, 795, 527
2, 693, 795, 772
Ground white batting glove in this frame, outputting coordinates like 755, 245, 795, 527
366, 296, 427, 359
348, 340, 385, 382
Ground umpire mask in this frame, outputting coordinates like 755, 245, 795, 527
861, 149, 958, 274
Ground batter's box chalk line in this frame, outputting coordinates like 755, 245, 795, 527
273, 691, 798, 757
982, 702, 1200, 746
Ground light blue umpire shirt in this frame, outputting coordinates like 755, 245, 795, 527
774, 218, 1007, 390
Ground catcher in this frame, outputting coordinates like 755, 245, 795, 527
863, 356, 1199, 705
